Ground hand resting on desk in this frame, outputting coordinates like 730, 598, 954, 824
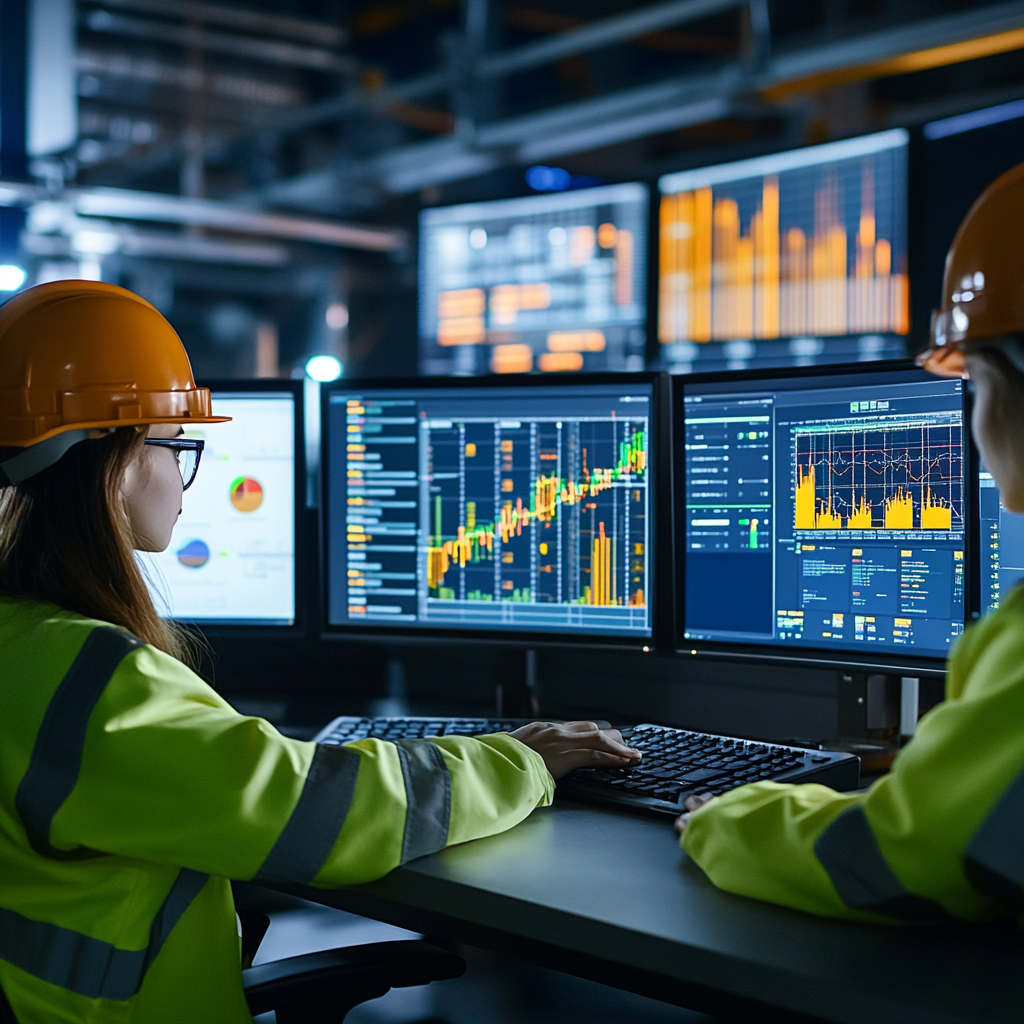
511, 721, 642, 780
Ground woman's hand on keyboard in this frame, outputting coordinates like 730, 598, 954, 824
674, 793, 717, 834
510, 721, 642, 780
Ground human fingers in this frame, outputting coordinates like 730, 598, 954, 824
683, 793, 716, 812
674, 812, 692, 834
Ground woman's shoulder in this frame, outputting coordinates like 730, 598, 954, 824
949, 586, 1024, 698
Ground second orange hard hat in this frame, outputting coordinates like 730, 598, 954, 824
0, 280, 228, 449
919, 161, 1024, 378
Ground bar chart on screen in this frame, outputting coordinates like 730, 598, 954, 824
791, 415, 963, 535
659, 130, 909, 372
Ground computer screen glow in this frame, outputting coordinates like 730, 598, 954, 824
143, 392, 296, 625
326, 383, 653, 638
979, 470, 1024, 615
659, 130, 909, 374
681, 369, 965, 661
418, 184, 648, 376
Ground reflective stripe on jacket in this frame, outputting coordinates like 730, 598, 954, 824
681, 585, 1024, 924
0, 598, 554, 1023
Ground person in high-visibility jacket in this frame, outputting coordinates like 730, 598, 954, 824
675, 163, 1024, 925
0, 281, 642, 1024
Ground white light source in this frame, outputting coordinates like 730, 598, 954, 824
71, 229, 119, 255
469, 227, 487, 249
305, 354, 343, 382
0, 265, 27, 291
325, 302, 349, 330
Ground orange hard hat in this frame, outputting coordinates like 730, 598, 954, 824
918, 162, 1024, 378
0, 279, 228, 448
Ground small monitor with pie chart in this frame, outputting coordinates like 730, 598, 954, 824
141, 381, 300, 626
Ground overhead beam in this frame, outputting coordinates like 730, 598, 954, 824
257, 0, 1024, 205
83, 9, 355, 74
89, 0, 347, 47
0, 182, 405, 251
270, 0, 745, 137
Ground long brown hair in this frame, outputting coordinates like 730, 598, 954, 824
0, 427, 192, 662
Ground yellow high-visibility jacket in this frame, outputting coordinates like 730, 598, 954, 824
0, 598, 554, 1023
682, 585, 1024, 924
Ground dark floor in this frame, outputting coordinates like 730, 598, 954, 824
242, 887, 715, 1024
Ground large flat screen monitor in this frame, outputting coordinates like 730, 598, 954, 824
677, 364, 967, 672
978, 469, 1024, 616
418, 184, 649, 377
142, 381, 300, 627
322, 376, 660, 646
659, 129, 909, 374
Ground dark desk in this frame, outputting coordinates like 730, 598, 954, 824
283, 801, 1023, 1024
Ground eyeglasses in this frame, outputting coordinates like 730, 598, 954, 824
144, 438, 204, 490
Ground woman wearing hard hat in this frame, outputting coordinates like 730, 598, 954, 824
676, 164, 1024, 925
0, 280, 641, 1023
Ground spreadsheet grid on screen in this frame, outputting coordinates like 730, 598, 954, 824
681, 369, 965, 660
327, 383, 653, 638
418, 183, 648, 377
142, 393, 296, 625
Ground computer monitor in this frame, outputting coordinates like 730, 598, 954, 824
676, 363, 967, 673
917, 99, 1024, 355
418, 183, 649, 377
978, 469, 1024, 616
659, 129, 909, 374
142, 380, 301, 627
322, 375, 662, 646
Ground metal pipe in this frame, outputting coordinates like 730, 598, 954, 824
90, 0, 346, 47
84, 10, 356, 74
480, 0, 743, 79
0, 181, 404, 251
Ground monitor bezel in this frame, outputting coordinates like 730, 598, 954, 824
320, 372, 670, 650
158, 378, 309, 637
672, 359, 972, 677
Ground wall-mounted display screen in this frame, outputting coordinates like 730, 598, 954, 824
142, 391, 296, 625
419, 184, 648, 376
659, 129, 909, 374
679, 367, 965, 665
324, 380, 654, 640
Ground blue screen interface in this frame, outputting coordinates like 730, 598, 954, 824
681, 369, 965, 659
326, 383, 653, 638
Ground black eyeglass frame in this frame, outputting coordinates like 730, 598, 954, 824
144, 437, 205, 490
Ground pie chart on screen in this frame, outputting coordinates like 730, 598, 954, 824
230, 476, 263, 512
177, 539, 210, 568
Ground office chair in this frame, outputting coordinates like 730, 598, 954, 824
0, 939, 465, 1024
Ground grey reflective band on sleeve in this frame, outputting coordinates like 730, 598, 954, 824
395, 739, 451, 864
814, 806, 952, 923
964, 766, 1024, 912
253, 744, 361, 885
15, 627, 143, 858
0, 868, 209, 1002
0, 430, 89, 486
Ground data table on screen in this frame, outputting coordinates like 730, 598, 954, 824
326, 384, 653, 639
681, 370, 965, 662
419, 184, 648, 377
659, 130, 909, 375
141, 393, 296, 625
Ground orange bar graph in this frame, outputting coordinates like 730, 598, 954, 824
921, 488, 953, 530
884, 489, 914, 529
660, 160, 908, 344
590, 522, 612, 606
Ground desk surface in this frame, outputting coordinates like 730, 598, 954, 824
288, 801, 1023, 1024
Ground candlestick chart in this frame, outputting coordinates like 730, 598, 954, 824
424, 415, 649, 624
792, 415, 962, 532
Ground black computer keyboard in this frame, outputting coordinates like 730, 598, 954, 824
314, 717, 861, 818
